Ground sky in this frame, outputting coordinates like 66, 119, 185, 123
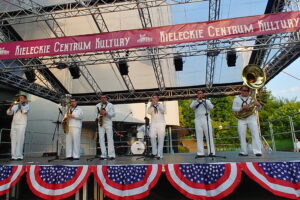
171, 0, 300, 101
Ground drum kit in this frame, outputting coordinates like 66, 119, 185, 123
130, 132, 146, 155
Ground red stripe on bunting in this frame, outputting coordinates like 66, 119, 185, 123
165, 163, 242, 200
27, 165, 91, 200
94, 164, 162, 200
0, 165, 25, 196
242, 162, 300, 200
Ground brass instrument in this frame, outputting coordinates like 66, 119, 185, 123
98, 106, 105, 127
62, 103, 71, 134
233, 64, 266, 119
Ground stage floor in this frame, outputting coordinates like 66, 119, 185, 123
0, 151, 299, 165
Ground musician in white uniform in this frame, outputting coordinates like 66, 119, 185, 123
6, 95, 30, 161
190, 90, 215, 158
147, 94, 166, 159
232, 86, 262, 156
96, 95, 116, 160
64, 98, 83, 160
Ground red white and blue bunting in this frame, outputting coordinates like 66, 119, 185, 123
26, 165, 91, 200
0, 165, 25, 196
94, 164, 162, 200
243, 162, 300, 200
165, 163, 242, 200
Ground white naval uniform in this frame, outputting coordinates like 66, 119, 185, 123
190, 99, 215, 156
147, 103, 166, 158
232, 95, 262, 155
6, 103, 30, 159
65, 106, 83, 159
96, 102, 116, 158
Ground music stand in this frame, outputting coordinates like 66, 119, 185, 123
48, 108, 63, 162
196, 100, 226, 159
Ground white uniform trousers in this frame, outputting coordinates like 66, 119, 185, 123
195, 117, 215, 155
66, 126, 81, 158
149, 123, 166, 158
98, 124, 115, 158
238, 115, 262, 155
10, 124, 26, 159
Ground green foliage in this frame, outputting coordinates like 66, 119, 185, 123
178, 88, 300, 149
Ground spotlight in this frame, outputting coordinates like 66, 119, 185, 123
118, 60, 128, 76
24, 69, 36, 83
174, 56, 183, 71
226, 50, 237, 67
69, 63, 81, 79
56, 62, 68, 69
207, 50, 220, 57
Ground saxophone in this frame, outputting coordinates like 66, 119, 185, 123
98, 106, 105, 127
62, 104, 71, 134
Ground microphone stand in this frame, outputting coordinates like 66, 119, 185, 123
48, 108, 63, 162
196, 99, 226, 159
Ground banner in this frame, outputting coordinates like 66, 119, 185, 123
0, 11, 299, 60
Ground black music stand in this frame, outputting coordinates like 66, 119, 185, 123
196, 100, 226, 159
48, 108, 63, 162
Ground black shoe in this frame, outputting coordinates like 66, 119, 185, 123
108, 157, 115, 160
10, 158, 17, 161
100, 157, 107, 160
64, 157, 73, 160
238, 153, 248, 156
195, 155, 205, 159
255, 153, 262, 157
17, 158, 23, 161
150, 154, 157, 158
73, 158, 80, 160
156, 157, 163, 160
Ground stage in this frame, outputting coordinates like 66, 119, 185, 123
0, 151, 299, 200
0, 151, 299, 165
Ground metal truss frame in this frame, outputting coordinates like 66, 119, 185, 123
205, 0, 221, 87
137, 0, 165, 91
0, 0, 208, 26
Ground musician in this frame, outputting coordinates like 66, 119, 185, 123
64, 98, 83, 160
190, 90, 215, 158
232, 86, 262, 156
6, 95, 29, 161
96, 95, 116, 160
147, 94, 166, 160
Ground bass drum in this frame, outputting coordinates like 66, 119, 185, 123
130, 141, 145, 155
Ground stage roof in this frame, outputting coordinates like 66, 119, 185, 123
0, 0, 299, 104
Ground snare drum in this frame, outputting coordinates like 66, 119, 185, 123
130, 141, 146, 155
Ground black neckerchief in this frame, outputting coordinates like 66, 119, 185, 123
240, 96, 249, 107
70, 105, 77, 114
195, 99, 204, 109
153, 105, 158, 114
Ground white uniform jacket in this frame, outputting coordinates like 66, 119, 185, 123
95, 102, 115, 125
6, 103, 30, 125
232, 95, 262, 118
147, 103, 166, 124
190, 99, 213, 119
66, 106, 83, 128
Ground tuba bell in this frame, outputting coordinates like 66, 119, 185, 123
233, 64, 266, 119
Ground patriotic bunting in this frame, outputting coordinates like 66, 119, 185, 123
94, 164, 162, 200
26, 165, 91, 200
243, 162, 300, 199
0, 165, 25, 196
165, 163, 242, 200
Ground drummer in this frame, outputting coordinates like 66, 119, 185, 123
136, 117, 150, 142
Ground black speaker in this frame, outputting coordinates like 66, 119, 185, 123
118, 60, 128, 75
56, 62, 68, 69
25, 70, 36, 83
174, 56, 183, 71
69, 64, 81, 79
226, 51, 237, 67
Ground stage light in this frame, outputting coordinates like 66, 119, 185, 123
118, 60, 128, 76
56, 62, 68, 69
69, 63, 81, 79
24, 69, 36, 83
207, 50, 220, 57
174, 56, 183, 71
226, 50, 237, 67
